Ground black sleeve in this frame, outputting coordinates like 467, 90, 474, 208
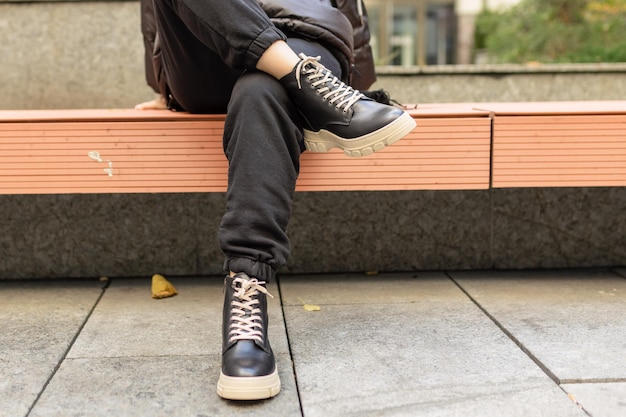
140, 0, 160, 93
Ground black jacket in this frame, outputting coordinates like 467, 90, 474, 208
140, 0, 376, 95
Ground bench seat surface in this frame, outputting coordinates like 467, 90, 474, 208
2, 101, 625, 194
0, 106, 492, 194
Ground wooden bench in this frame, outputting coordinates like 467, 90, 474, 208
0, 106, 493, 194
1, 101, 625, 279
1, 101, 625, 195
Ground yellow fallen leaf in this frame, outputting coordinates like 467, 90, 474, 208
298, 297, 321, 312
151, 274, 178, 299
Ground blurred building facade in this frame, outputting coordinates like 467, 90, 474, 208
364, 0, 520, 65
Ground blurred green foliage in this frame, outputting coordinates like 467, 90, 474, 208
474, 0, 626, 63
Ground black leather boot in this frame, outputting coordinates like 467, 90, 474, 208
216, 273, 280, 400
280, 54, 416, 157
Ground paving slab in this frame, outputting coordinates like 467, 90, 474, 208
68, 277, 289, 358
451, 269, 626, 382
279, 273, 584, 417
29, 354, 300, 417
32, 276, 298, 417
561, 382, 626, 417
0, 279, 103, 417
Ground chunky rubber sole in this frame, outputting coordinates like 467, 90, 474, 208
303, 111, 416, 157
216, 368, 281, 400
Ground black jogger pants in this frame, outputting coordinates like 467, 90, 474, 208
152, 0, 342, 281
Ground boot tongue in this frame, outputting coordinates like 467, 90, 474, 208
226, 275, 272, 349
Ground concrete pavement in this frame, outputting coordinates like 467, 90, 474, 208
2, 268, 625, 416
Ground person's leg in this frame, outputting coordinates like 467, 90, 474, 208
215, 70, 302, 401
219, 38, 340, 283
154, 0, 415, 154
216, 39, 343, 401
218, 70, 303, 282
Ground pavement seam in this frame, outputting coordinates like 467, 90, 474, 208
24, 278, 110, 417
276, 276, 305, 417
446, 273, 595, 416
446, 273, 560, 382
560, 377, 626, 384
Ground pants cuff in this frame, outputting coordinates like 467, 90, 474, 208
223, 257, 277, 282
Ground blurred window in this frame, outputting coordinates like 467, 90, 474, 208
365, 0, 456, 66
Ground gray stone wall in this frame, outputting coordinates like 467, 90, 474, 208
2, 1, 626, 109
1, 189, 625, 279
0, 0, 155, 110
373, 67, 626, 105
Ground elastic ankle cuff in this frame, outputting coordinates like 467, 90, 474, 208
246, 27, 287, 69
223, 257, 277, 282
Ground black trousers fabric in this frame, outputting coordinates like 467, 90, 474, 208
152, 0, 342, 281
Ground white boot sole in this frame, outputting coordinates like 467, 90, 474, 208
303, 111, 416, 157
216, 368, 281, 400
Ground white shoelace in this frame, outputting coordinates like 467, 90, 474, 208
294, 53, 364, 113
228, 276, 273, 345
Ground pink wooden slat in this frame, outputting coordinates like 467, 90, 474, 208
0, 108, 490, 193
492, 112, 626, 187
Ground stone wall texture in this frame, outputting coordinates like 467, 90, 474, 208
1, 189, 625, 279
1, 1, 154, 110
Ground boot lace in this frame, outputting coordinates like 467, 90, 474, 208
228, 276, 273, 345
295, 53, 364, 114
